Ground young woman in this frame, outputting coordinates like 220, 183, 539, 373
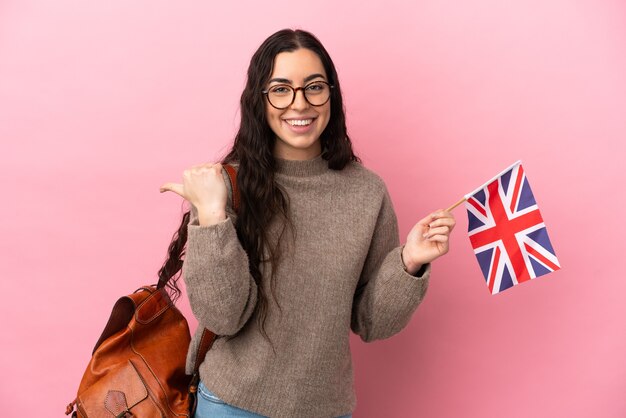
160, 29, 455, 418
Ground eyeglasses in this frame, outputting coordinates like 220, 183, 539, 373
262, 81, 334, 109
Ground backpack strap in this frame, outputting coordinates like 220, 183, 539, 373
223, 163, 240, 213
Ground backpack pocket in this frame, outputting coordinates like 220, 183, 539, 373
77, 360, 154, 417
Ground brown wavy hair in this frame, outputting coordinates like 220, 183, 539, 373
157, 29, 359, 348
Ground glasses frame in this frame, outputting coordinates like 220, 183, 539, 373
262, 80, 334, 110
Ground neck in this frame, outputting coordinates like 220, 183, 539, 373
273, 140, 322, 161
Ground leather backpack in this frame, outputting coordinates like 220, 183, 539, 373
66, 164, 239, 417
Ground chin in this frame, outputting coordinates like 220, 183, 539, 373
275, 133, 322, 158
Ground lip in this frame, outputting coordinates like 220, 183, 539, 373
282, 116, 318, 121
282, 117, 317, 134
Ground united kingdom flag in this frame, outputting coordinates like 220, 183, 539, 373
464, 161, 560, 294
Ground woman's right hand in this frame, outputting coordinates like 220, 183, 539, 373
159, 163, 228, 226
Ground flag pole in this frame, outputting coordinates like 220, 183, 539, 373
445, 197, 466, 212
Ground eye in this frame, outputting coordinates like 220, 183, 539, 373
269, 85, 292, 95
305, 82, 327, 94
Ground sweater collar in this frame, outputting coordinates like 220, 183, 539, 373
275, 154, 328, 177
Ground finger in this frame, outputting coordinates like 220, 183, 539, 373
428, 217, 456, 229
431, 211, 456, 230
159, 182, 185, 198
190, 161, 214, 169
417, 213, 434, 226
423, 226, 450, 238
418, 209, 454, 229
431, 209, 455, 220
427, 234, 449, 243
189, 162, 222, 171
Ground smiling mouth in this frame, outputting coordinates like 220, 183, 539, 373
285, 119, 314, 126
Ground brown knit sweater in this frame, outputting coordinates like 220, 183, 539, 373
182, 155, 431, 418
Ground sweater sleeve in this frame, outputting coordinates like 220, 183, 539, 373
350, 187, 431, 343
182, 169, 258, 336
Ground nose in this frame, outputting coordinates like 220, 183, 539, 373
290, 87, 309, 111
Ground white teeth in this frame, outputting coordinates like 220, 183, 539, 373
286, 119, 313, 126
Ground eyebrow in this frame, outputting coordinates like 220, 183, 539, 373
268, 73, 327, 84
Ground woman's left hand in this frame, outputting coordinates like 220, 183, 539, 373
401, 209, 456, 274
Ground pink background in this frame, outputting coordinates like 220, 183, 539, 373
1, 1, 625, 417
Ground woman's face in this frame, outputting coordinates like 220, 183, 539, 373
265, 48, 331, 160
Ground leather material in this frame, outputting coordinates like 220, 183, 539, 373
223, 164, 240, 212
193, 329, 216, 373
71, 287, 191, 417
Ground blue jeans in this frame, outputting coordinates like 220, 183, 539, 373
196, 381, 352, 418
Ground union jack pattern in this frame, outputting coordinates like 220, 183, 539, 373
465, 162, 560, 294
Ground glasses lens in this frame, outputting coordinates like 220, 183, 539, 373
267, 85, 294, 109
304, 82, 331, 106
